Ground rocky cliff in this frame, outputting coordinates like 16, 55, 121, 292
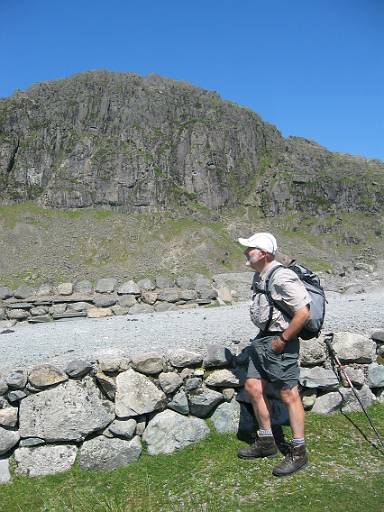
1, 70, 383, 216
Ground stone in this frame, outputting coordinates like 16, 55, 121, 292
176, 276, 194, 289
0, 379, 8, 395
0, 427, 20, 455
216, 287, 232, 303
188, 387, 224, 418
137, 278, 156, 291
19, 377, 115, 442
15, 445, 77, 477
196, 298, 212, 305
301, 389, 317, 409
299, 338, 327, 366
140, 291, 158, 305
155, 275, 174, 289
49, 303, 67, 315
117, 280, 140, 295
184, 377, 201, 392
0, 319, 17, 329
377, 389, 384, 404
107, 419, 137, 440
73, 280, 93, 294
168, 390, 189, 415
128, 303, 154, 315
0, 286, 12, 300
97, 355, 129, 374
118, 295, 137, 308
6, 309, 29, 320
135, 416, 146, 436
19, 438, 45, 447
157, 288, 180, 303
87, 307, 113, 318
0, 458, 11, 483
311, 392, 343, 414
6, 370, 28, 390
65, 360, 92, 379
80, 435, 141, 470
371, 330, 384, 343
28, 364, 68, 388
0, 407, 18, 427
342, 283, 365, 295
131, 352, 164, 375
222, 388, 235, 402
203, 344, 233, 367
57, 282, 73, 295
115, 369, 166, 418
0, 308, 5, 321
211, 400, 241, 433
28, 315, 52, 323
195, 275, 212, 288
204, 368, 246, 388
340, 385, 376, 413
53, 311, 87, 320
343, 367, 365, 387
168, 349, 203, 368
143, 410, 209, 455
7, 390, 27, 403
158, 372, 183, 394
95, 278, 117, 294
93, 295, 117, 307
368, 363, 384, 388
354, 262, 374, 272
178, 289, 198, 301
68, 301, 93, 312
111, 305, 129, 316
95, 372, 116, 400
6, 302, 33, 310
36, 283, 54, 296
197, 287, 218, 300
13, 284, 34, 299
154, 302, 177, 312
299, 367, 339, 390
332, 332, 376, 363
30, 306, 49, 316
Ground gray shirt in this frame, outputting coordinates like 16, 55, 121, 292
250, 260, 311, 332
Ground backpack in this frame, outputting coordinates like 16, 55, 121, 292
252, 260, 326, 340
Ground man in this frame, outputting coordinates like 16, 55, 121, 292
237, 232, 310, 476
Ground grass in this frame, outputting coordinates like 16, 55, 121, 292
2, 405, 384, 512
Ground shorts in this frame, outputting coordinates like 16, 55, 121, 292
247, 335, 300, 389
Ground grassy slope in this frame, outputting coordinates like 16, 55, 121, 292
0, 202, 383, 288
2, 406, 384, 512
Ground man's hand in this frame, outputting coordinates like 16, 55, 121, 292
271, 336, 285, 354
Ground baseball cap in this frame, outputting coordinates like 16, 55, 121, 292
238, 232, 277, 255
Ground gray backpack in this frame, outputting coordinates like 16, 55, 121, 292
253, 261, 326, 340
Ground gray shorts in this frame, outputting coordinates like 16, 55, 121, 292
247, 335, 300, 389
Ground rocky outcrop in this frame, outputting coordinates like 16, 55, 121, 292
0, 71, 383, 216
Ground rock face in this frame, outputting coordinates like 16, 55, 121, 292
19, 377, 115, 442
143, 409, 210, 455
1, 70, 383, 216
14, 445, 77, 476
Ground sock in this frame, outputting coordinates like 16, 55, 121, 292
291, 437, 305, 446
258, 428, 273, 437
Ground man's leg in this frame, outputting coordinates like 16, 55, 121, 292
238, 378, 278, 459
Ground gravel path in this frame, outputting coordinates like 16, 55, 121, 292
1, 290, 383, 374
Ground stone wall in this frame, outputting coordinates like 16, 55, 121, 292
1, 330, 384, 483
0, 274, 239, 328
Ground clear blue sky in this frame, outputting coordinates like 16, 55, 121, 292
1, 0, 383, 160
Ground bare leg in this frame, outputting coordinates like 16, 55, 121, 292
279, 385, 304, 438
244, 378, 271, 430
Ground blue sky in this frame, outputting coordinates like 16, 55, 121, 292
1, 0, 383, 160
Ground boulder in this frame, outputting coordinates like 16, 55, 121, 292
343, 367, 365, 387
118, 295, 137, 308
203, 344, 233, 368
131, 352, 164, 375
137, 278, 155, 291
185, 377, 202, 392
28, 364, 68, 388
73, 280, 93, 294
176, 276, 194, 289
80, 436, 141, 470
14, 445, 77, 477
168, 349, 203, 368
332, 332, 376, 363
0, 427, 20, 455
299, 338, 327, 366
340, 385, 376, 413
141, 291, 158, 305
157, 289, 180, 303
311, 392, 343, 414
0, 458, 10, 483
87, 307, 113, 318
143, 410, 209, 455
0, 407, 18, 428
30, 306, 49, 316
65, 359, 92, 379
57, 283, 73, 295
301, 389, 317, 409
19, 438, 45, 447
19, 377, 115, 442
371, 330, 384, 343
115, 369, 166, 418
7, 309, 29, 320
49, 304, 67, 315
299, 367, 339, 390
368, 363, 384, 388
93, 295, 117, 307
111, 305, 130, 316
178, 289, 198, 301
107, 419, 137, 440
128, 304, 154, 315
7, 390, 27, 403
211, 400, 241, 433
155, 276, 174, 289
95, 372, 116, 400
36, 283, 54, 296
168, 390, 189, 415
188, 387, 224, 417
6, 370, 28, 390
13, 284, 34, 299
158, 372, 183, 394
95, 278, 117, 294
154, 302, 177, 312
97, 355, 129, 374
117, 281, 140, 295
0, 286, 12, 300
197, 288, 218, 300
68, 301, 93, 312
204, 368, 246, 388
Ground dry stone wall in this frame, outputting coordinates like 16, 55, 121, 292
1, 331, 384, 483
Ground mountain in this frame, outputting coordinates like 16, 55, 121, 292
1, 70, 383, 216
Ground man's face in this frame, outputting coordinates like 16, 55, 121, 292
244, 246, 267, 270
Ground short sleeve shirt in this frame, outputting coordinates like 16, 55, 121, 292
250, 260, 311, 332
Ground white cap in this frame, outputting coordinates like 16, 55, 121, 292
238, 232, 277, 255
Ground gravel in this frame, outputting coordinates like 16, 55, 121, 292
0, 290, 383, 375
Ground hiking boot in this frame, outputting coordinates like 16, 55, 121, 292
238, 436, 278, 459
272, 443, 308, 476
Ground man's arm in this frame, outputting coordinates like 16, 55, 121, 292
271, 304, 310, 353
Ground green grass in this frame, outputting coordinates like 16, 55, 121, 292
2, 406, 384, 512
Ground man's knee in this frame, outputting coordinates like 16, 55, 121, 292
279, 385, 301, 405
244, 378, 264, 400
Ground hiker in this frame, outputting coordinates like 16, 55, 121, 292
237, 232, 310, 476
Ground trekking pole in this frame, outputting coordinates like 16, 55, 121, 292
324, 332, 384, 451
